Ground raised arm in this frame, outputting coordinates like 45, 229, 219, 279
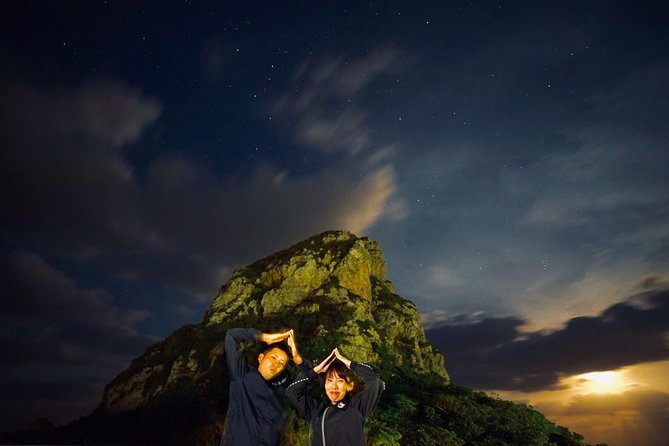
285, 368, 320, 420
349, 361, 385, 418
286, 329, 304, 365
225, 328, 293, 380
224, 327, 260, 381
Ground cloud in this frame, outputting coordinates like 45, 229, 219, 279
3, 251, 123, 322
523, 137, 669, 229
0, 252, 155, 425
425, 287, 669, 392
138, 157, 402, 295
0, 73, 404, 300
3, 76, 162, 150
0, 376, 107, 432
0, 251, 156, 430
517, 268, 652, 331
340, 166, 400, 231
0, 76, 157, 257
374, 58, 669, 306
522, 64, 669, 234
534, 388, 669, 446
270, 48, 409, 157
0, 251, 156, 364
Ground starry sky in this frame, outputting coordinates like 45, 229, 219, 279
1, 2, 668, 445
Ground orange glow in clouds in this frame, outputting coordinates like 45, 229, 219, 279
495, 362, 669, 446
577, 371, 628, 394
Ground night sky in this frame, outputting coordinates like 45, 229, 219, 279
2, 2, 668, 445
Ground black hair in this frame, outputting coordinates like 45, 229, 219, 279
262, 341, 291, 358
325, 359, 355, 389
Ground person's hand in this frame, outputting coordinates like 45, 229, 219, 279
286, 329, 303, 365
313, 348, 337, 374
260, 330, 291, 345
333, 348, 352, 368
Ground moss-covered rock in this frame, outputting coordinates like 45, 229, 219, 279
96, 231, 447, 421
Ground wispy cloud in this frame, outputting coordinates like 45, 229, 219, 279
270, 48, 409, 157
380, 62, 669, 331
0, 73, 404, 300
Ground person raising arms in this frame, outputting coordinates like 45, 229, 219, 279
286, 348, 384, 446
220, 327, 309, 446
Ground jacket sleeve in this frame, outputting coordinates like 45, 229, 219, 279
285, 367, 321, 420
224, 327, 260, 381
350, 361, 385, 418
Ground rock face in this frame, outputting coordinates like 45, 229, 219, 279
204, 230, 447, 378
98, 230, 447, 425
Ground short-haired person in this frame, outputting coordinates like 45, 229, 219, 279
286, 348, 385, 446
220, 327, 309, 446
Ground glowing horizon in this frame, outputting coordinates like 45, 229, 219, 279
489, 361, 669, 446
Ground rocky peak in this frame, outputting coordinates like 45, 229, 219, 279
206, 230, 387, 322
100, 230, 447, 416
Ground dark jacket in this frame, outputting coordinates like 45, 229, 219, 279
220, 328, 310, 446
286, 362, 385, 446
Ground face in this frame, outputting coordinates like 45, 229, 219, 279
325, 371, 352, 404
257, 347, 288, 381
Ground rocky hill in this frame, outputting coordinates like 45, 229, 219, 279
2, 230, 597, 446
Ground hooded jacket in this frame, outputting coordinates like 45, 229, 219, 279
286, 361, 385, 446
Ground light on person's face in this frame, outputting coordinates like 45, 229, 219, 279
258, 348, 288, 380
325, 375, 350, 404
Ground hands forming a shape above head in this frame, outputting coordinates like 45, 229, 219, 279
313, 347, 352, 374
260, 329, 303, 364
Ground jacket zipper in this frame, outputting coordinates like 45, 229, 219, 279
321, 406, 330, 446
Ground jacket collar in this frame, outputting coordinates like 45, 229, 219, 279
268, 373, 288, 387
332, 395, 351, 409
